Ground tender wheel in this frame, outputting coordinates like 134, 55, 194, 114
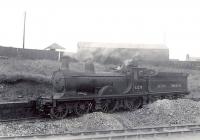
165, 95, 174, 100
74, 101, 90, 116
125, 97, 143, 111
176, 94, 184, 99
50, 103, 69, 119
100, 99, 118, 113
172, 94, 179, 100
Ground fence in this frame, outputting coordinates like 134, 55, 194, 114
0, 46, 63, 60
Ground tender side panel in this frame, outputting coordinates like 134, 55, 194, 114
148, 75, 188, 93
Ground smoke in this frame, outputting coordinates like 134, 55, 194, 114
77, 47, 141, 65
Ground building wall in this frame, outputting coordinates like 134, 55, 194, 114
0, 46, 63, 60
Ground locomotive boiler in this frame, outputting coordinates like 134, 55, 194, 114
38, 65, 189, 119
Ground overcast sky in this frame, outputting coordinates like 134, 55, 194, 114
0, 0, 200, 60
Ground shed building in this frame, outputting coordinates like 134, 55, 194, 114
77, 42, 169, 64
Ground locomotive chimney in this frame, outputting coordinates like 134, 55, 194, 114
127, 64, 139, 81
133, 68, 139, 80
125, 66, 139, 94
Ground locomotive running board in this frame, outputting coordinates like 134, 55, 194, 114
53, 91, 190, 102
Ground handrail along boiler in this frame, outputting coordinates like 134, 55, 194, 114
38, 65, 189, 119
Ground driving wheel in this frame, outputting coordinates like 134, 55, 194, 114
100, 99, 119, 113
125, 97, 142, 111
50, 103, 69, 119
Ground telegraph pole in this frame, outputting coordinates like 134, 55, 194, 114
163, 32, 167, 45
23, 12, 26, 49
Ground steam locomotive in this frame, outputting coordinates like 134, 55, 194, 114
37, 65, 189, 119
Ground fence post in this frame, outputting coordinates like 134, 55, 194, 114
58, 51, 61, 61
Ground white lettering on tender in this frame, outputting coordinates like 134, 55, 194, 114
157, 84, 167, 88
171, 84, 182, 88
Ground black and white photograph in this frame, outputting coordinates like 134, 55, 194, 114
0, 0, 200, 139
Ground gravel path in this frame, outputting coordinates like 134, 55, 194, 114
1, 99, 200, 136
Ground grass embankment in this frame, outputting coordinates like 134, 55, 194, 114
0, 59, 105, 101
0, 59, 60, 101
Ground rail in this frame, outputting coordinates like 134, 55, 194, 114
1, 123, 200, 139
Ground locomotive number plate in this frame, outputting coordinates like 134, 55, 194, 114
134, 85, 143, 90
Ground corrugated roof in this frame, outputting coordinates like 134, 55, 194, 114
45, 43, 65, 50
78, 42, 168, 50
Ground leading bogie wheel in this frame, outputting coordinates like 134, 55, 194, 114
50, 103, 69, 119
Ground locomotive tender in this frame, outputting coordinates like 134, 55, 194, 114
38, 65, 189, 119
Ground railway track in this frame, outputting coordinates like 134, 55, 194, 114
185, 97, 200, 102
1, 123, 200, 140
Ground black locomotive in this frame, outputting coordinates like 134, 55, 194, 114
37, 65, 189, 119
